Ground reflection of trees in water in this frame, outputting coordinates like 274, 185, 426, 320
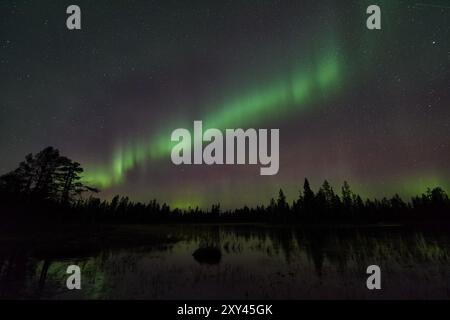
38, 259, 51, 294
2, 226, 450, 298
173, 225, 450, 276
0, 245, 152, 299
0, 252, 65, 298
0, 249, 30, 298
193, 226, 450, 278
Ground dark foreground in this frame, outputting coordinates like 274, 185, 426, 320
1, 223, 450, 299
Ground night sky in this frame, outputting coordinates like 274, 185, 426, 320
1, 0, 449, 208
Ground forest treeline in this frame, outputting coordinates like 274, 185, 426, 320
1, 147, 449, 226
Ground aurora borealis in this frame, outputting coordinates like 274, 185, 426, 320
1, 0, 449, 208
86, 52, 340, 186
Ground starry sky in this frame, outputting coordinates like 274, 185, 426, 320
1, 0, 449, 208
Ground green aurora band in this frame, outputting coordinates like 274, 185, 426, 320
81, 43, 450, 207
83, 52, 342, 189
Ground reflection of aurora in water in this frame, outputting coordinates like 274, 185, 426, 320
2, 225, 450, 299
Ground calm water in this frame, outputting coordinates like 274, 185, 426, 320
1, 224, 450, 299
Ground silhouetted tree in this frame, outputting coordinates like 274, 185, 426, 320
341, 181, 353, 213
0, 147, 97, 203
303, 178, 315, 218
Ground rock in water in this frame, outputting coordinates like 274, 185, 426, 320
192, 247, 222, 265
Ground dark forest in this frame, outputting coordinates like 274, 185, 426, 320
1, 147, 449, 227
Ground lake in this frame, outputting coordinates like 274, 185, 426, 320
1, 224, 450, 299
